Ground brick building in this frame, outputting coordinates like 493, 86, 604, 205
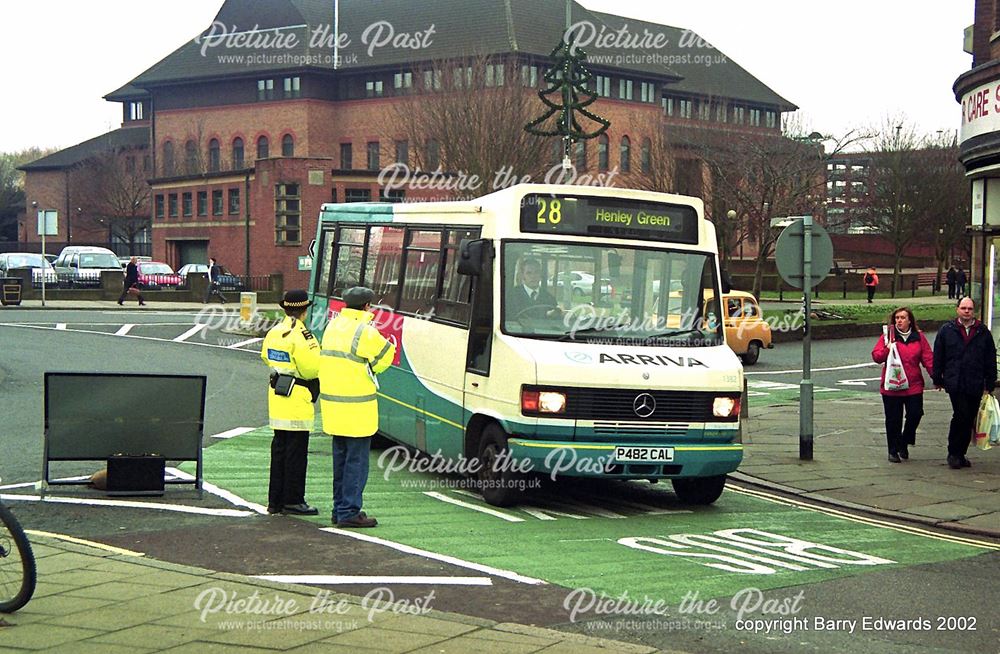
20, 0, 795, 289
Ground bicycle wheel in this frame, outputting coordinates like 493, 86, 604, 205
0, 502, 36, 612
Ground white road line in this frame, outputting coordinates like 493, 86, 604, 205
0, 323, 257, 354
166, 467, 269, 514
0, 493, 254, 517
174, 323, 208, 342
320, 528, 548, 585
25, 530, 145, 557
746, 362, 878, 376
423, 491, 524, 522
55, 323, 66, 330
115, 323, 135, 336
210, 427, 256, 439
253, 575, 493, 586
228, 337, 263, 349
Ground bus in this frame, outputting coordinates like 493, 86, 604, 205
307, 184, 743, 506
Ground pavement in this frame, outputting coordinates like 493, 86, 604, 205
1, 292, 998, 653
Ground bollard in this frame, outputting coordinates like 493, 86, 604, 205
779, 286, 783, 301
911, 279, 916, 297
891, 279, 896, 298
842, 280, 847, 299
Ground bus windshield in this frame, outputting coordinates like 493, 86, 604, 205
502, 241, 724, 346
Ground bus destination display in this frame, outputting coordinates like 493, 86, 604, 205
519, 194, 698, 244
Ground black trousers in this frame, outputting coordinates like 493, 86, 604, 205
947, 393, 980, 458
268, 429, 310, 507
866, 286, 876, 302
881, 394, 923, 454
117, 284, 144, 304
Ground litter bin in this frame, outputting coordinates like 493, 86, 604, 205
1, 277, 22, 306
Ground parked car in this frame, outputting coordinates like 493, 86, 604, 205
118, 255, 152, 267
135, 261, 182, 289
0, 252, 58, 286
712, 290, 773, 365
52, 246, 122, 287
551, 270, 614, 300
176, 263, 246, 291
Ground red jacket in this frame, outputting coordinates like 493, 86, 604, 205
871, 329, 934, 396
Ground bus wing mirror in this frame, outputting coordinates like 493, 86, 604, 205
721, 269, 734, 294
458, 239, 491, 276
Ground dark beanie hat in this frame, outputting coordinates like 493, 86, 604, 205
344, 286, 375, 309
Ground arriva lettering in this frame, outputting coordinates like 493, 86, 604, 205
598, 353, 707, 367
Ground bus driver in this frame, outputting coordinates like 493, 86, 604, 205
507, 257, 560, 320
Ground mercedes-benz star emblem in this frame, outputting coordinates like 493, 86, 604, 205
633, 393, 656, 418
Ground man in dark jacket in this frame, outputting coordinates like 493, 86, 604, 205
945, 266, 957, 299
932, 297, 998, 469
117, 256, 146, 306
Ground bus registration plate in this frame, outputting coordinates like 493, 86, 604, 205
614, 447, 674, 462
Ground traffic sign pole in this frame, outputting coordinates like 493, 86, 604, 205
800, 217, 813, 460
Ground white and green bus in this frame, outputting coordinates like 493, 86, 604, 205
307, 184, 743, 506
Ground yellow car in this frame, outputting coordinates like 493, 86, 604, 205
715, 291, 773, 365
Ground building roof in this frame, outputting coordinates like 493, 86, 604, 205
18, 126, 149, 172
122, 0, 790, 108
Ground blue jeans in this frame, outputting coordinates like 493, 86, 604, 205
332, 436, 371, 523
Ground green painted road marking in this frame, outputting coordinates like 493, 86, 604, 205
748, 380, 869, 405
189, 426, 992, 604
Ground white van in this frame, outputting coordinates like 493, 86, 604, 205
53, 246, 122, 287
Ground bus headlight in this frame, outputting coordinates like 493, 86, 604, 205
521, 389, 567, 414
712, 396, 740, 418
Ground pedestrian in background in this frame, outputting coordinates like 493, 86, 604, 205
319, 286, 395, 528
946, 265, 957, 299
871, 307, 933, 462
863, 267, 879, 304
955, 267, 967, 299
260, 289, 321, 515
117, 256, 146, 306
932, 297, 997, 469
204, 257, 227, 304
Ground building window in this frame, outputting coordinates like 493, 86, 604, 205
212, 190, 223, 216
185, 140, 198, 173
640, 82, 656, 103
765, 110, 777, 128
367, 141, 380, 170
228, 188, 240, 215
276, 183, 301, 245
597, 134, 609, 172
232, 138, 244, 169
283, 76, 300, 98
662, 97, 673, 116
641, 137, 651, 174
182, 192, 192, 217
345, 188, 371, 202
453, 66, 472, 89
155, 194, 164, 219
129, 101, 144, 121
340, 143, 353, 169
679, 99, 693, 119
281, 134, 294, 157
424, 70, 442, 91
595, 75, 611, 97
162, 141, 175, 175
380, 189, 405, 203
208, 139, 220, 172
257, 135, 269, 159
575, 140, 587, 171
365, 80, 384, 97
620, 136, 631, 173
749, 108, 761, 126
697, 101, 711, 121
521, 65, 538, 87
425, 139, 440, 169
618, 79, 633, 100
197, 191, 207, 216
715, 102, 727, 123
732, 106, 744, 124
485, 63, 504, 87
168, 194, 178, 218
257, 79, 274, 100
394, 139, 408, 165
393, 71, 412, 89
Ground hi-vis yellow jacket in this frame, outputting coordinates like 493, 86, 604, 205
261, 316, 321, 431
319, 308, 395, 437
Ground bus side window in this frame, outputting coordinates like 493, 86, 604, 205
367, 226, 405, 309
314, 229, 336, 296
400, 229, 442, 315
435, 229, 479, 324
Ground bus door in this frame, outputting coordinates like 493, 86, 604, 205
461, 239, 495, 436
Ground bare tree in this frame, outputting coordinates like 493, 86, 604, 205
71, 147, 151, 252
391, 56, 559, 198
0, 148, 59, 241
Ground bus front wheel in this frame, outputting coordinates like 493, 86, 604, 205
671, 475, 726, 505
476, 424, 522, 507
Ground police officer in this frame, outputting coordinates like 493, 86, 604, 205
319, 286, 395, 528
260, 289, 321, 515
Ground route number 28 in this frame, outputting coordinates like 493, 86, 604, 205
536, 199, 563, 225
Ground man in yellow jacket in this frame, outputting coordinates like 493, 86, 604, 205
261, 289, 321, 515
320, 286, 395, 527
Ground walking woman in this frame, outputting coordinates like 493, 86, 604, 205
871, 307, 934, 462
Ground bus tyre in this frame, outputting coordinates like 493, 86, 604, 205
741, 342, 761, 365
476, 424, 522, 507
671, 475, 726, 505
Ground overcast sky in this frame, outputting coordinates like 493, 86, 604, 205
0, 0, 975, 153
